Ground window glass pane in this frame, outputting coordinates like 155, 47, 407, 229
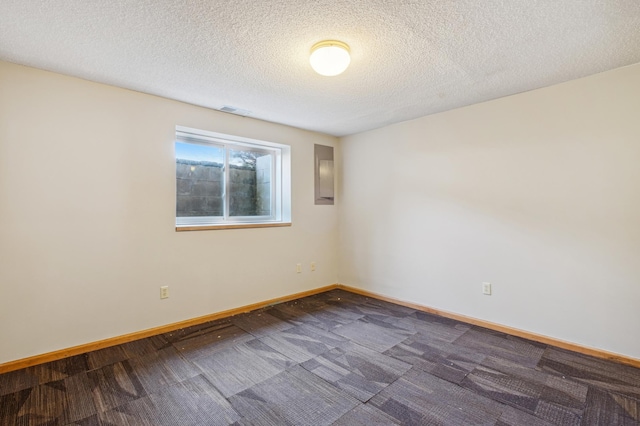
228, 148, 272, 217
175, 142, 224, 217
175, 126, 290, 228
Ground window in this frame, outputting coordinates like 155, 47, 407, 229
175, 126, 291, 230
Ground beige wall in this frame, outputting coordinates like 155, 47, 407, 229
0, 61, 339, 364
2, 58, 639, 364
338, 64, 640, 359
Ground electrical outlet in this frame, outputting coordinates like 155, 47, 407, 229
310, 262, 316, 272
296, 263, 302, 273
482, 282, 492, 295
160, 286, 169, 299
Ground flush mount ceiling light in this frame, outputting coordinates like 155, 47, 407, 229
309, 40, 351, 77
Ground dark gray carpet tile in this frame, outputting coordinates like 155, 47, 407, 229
96, 396, 160, 426
266, 295, 363, 317
369, 367, 504, 425
268, 306, 360, 331
581, 387, 640, 425
475, 355, 589, 411
496, 403, 556, 426
358, 313, 414, 332
308, 309, 364, 331
259, 324, 347, 363
332, 299, 415, 321
150, 374, 240, 425
127, 346, 200, 395
265, 303, 316, 325
0, 373, 96, 426
539, 347, 640, 399
14, 354, 91, 388
98, 375, 240, 426
407, 327, 487, 361
386, 350, 469, 386
303, 290, 367, 307
319, 295, 384, 313
301, 341, 411, 402
270, 302, 365, 332
317, 301, 369, 319
0, 382, 56, 426
0, 368, 40, 396
332, 404, 401, 425
266, 304, 341, 332
162, 318, 234, 344
359, 298, 417, 317
229, 410, 296, 426
323, 300, 373, 316
4, 292, 640, 425
65, 414, 101, 425
393, 314, 471, 342
193, 339, 296, 398
540, 373, 590, 412
384, 334, 487, 385
321, 289, 372, 305
86, 345, 130, 371
273, 297, 328, 314
534, 400, 583, 426
171, 323, 255, 361
465, 364, 584, 426
59, 374, 98, 424
369, 397, 426, 425
331, 318, 415, 353
87, 360, 146, 413
119, 335, 171, 359
228, 366, 358, 426
0, 388, 30, 426
230, 311, 295, 338
460, 363, 587, 423
452, 327, 546, 368
380, 307, 464, 328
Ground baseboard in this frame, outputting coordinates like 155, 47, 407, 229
338, 284, 640, 369
2, 282, 638, 374
0, 284, 339, 374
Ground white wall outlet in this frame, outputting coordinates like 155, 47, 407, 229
296, 263, 302, 273
160, 286, 169, 299
310, 261, 316, 272
482, 282, 492, 295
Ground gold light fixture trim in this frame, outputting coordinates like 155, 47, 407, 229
310, 40, 351, 77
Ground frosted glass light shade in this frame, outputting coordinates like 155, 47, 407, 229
310, 41, 351, 76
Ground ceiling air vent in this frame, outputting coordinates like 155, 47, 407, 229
219, 105, 252, 116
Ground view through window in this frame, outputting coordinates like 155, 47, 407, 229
175, 127, 290, 228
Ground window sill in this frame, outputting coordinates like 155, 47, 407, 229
176, 222, 292, 232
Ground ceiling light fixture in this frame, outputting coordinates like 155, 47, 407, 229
309, 40, 351, 77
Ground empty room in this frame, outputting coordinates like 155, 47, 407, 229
1, 1, 639, 425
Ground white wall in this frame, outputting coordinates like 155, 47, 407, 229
0, 61, 339, 364
2, 59, 638, 365
338, 64, 640, 359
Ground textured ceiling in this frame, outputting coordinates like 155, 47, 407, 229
1, 1, 640, 136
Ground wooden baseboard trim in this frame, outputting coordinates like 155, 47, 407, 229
338, 284, 640, 369
3, 283, 638, 374
0, 284, 339, 374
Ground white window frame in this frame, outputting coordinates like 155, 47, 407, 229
175, 126, 291, 230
